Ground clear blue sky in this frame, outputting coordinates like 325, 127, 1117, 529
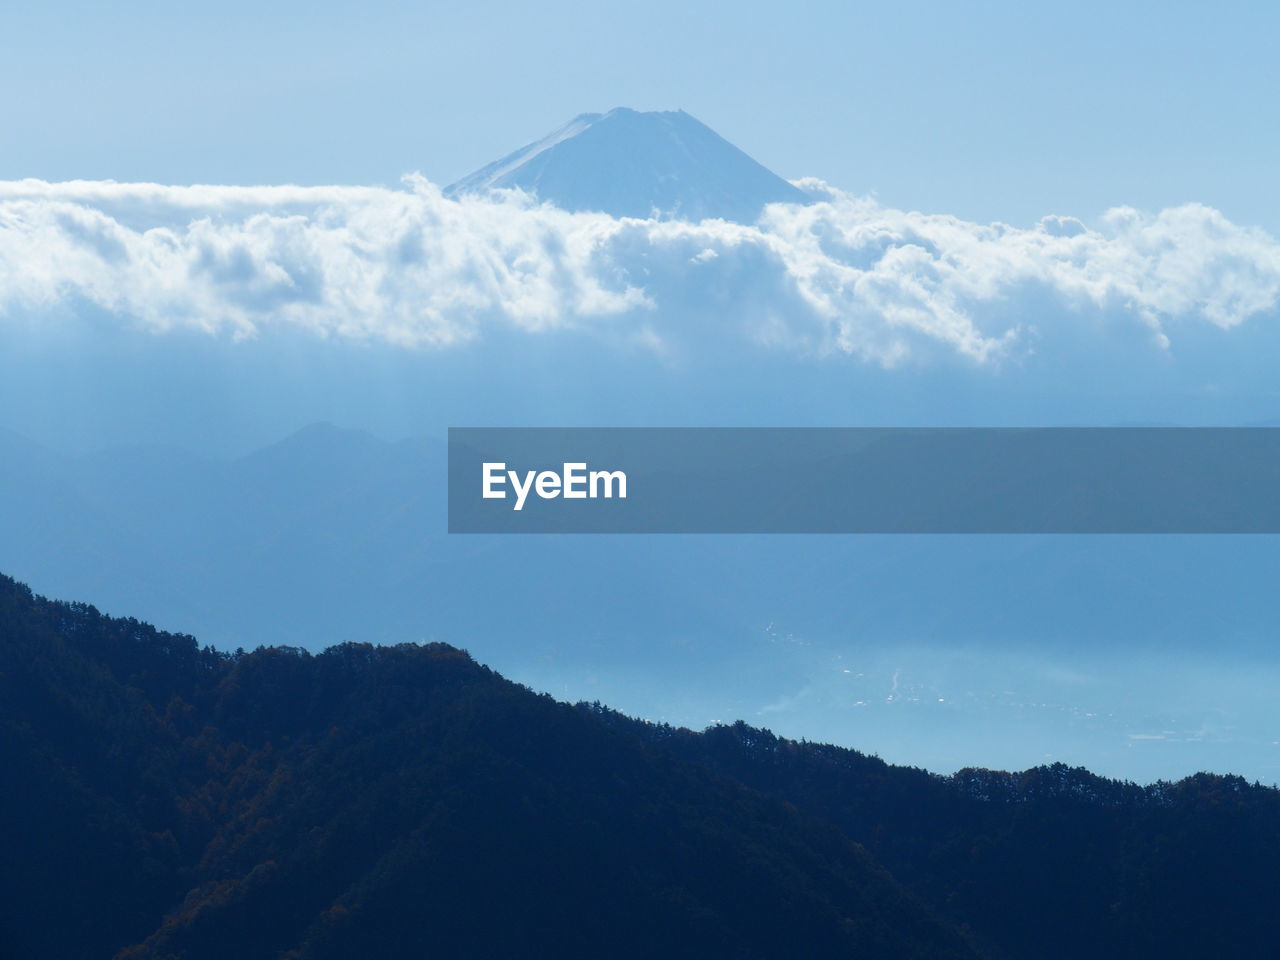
4, 0, 1278, 230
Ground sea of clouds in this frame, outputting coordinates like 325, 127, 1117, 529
1, 175, 1278, 367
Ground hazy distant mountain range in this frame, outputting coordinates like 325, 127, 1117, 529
4, 422, 1280, 784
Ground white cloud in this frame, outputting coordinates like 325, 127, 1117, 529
1, 176, 1278, 365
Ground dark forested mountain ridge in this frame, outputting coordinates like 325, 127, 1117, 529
584, 708, 1280, 959
2, 572, 1277, 960
0, 573, 971, 960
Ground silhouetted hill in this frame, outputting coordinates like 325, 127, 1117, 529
3, 573, 1277, 959
584, 708, 1280, 959
0, 574, 972, 960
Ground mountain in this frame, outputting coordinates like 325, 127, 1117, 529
446, 107, 810, 222
4, 573, 1279, 959
592, 712, 1280, 960
0, 573, 972, 960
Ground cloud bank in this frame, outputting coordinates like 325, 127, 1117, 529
1, 176, 1278, 366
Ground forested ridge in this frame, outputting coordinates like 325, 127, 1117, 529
1, 572, 1276, 959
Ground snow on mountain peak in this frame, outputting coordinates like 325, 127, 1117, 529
446, 107, 810, 223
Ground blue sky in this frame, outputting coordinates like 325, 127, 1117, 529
5, 0, 1278, 231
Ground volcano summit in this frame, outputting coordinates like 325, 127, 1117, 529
446, 107, 810, 223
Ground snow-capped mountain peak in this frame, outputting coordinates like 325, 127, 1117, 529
446, 107, 809, 223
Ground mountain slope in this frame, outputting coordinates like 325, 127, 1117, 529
0, 574, 974, 960
446, 107, 810, 222
587, 709, 1280, 960
6, 574, 1280, 958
